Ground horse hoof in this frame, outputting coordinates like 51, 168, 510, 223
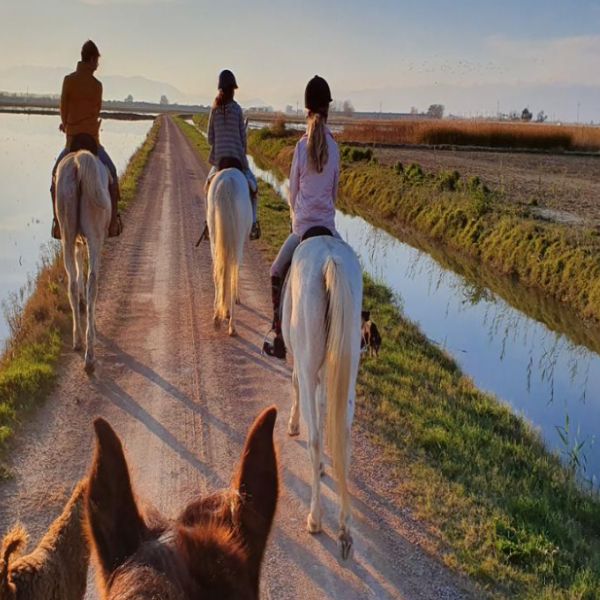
319, 462, 325, 477
84, 358, 96, 374
338, 530, 353, 561
287, 423, 300, 437
307, 514, 321, 534
228, 326, 237, 337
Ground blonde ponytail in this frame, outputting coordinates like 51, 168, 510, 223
307, 112, 329, 173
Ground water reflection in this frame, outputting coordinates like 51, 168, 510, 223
0, 113, 153, 347
247, 155, 600, 485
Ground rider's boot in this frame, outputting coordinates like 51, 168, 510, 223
108, 179, 123, 237
263, 276, 286, 359
249, 189, 261, 240
50, 179, 61, 240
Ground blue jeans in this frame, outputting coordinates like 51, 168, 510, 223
52, 145, 117, 181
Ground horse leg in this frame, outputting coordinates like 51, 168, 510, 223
84, 245, 101, 373
300, 374, 322, 534
317, 381, 326, 477
287, 368, 300, 436
75, 241, 86, 313
338, 387, 356, 561
62, 242, 83, 351
228, 267, 237, 336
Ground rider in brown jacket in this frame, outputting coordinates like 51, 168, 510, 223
51, 40, 122, 239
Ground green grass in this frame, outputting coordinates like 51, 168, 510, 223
0, 118, 161, 477
174, 115, 211, 156
238, 128, 600, 599
248, 128, 600, 323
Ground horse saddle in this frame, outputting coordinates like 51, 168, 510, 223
301, 226, 333, 242
277, 227, 334, 322
69, 133, 99, 155
218, 156, 245, 172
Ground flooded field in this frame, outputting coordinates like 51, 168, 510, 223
248, 155, 600, 485
0, 113, 153, 348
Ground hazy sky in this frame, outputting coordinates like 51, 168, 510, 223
2, 0, 600, 119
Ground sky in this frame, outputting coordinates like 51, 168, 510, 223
2, 0, 600, 121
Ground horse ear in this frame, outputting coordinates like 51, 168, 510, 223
233, 407, 278, 589
86, 418, 148, 580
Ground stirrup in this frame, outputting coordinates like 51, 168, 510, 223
51, 218, 61, 240
108, 214, 123, 238
250, 220, 261, 241
262, 333, 286, 360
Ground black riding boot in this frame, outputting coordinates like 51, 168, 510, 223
263, 275, 286, 359
50, 179, 61, 239
108, 180, 123, 237
250, 190, 261, 240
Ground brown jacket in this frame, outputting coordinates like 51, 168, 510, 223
60, 61, 102, 145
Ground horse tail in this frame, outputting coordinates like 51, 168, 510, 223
75, 151, 106, 209
0, 524, 27, 589
323, 256, 353, 519
212, 173, 242, 320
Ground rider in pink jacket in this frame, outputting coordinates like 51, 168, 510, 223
264, 76, 340, 359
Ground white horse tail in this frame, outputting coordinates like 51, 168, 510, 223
323, 257, 353, 517
75, 151, 105, 208
212, 175, 240, 321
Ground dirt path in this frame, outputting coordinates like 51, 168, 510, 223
0, 116, 480, 600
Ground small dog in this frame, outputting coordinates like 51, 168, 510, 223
361, 311, 382, 357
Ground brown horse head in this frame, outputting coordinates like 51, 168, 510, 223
86, 407, 279, 599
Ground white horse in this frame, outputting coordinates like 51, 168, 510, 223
56, 150, 111, 373
207, 168, 252, 336
281, 235, 363, 560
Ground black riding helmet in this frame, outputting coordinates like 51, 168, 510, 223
304, 75, 332, 112
218, 69, 238, 90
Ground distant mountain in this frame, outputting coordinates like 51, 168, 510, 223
0, 65, 202, 105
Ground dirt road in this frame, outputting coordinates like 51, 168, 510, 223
0, 116, 479, 599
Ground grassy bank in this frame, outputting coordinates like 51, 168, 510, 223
248, 127, 600, 323
179, 117, 600, 598
0, 118, 161, 476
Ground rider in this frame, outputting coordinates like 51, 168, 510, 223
50, 40, 122, 239
202, 69, 260, 241
263, 75, 341, 359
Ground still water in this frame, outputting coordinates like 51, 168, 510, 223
248, 155, 600, 485
0, 113, 152, 347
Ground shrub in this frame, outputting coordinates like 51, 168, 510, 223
437, 170, 461, 192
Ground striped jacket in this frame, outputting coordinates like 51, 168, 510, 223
207, 100, 249, 169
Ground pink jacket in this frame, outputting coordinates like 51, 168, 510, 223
288, 129, 339, 238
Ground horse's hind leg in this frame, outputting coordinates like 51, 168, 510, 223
300, 374, 322, 533
62, 241, 83, 351
228, 267, 237, 336
84, 245, 101, 373
75, 241, 86, 313
338, 387, 356, 561
287, 368, 300, 436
